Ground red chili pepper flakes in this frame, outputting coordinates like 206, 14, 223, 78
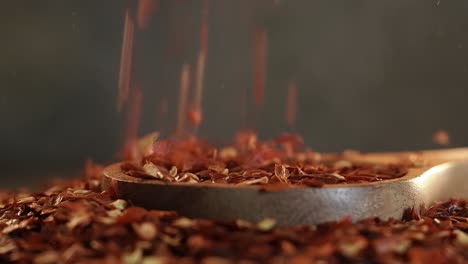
252, 26, 268, 107
136, 0, 158, 31
122, 88, 143, 162
122, 133, 410, 187
117, 8, 135, 113
0, 170, 467, 263
433, 130, 450, 146
187, 103, 202, 127
285, 80, 297, 128
176, 64, 191, 138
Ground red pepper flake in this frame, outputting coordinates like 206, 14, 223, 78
190, 0, 209, 130
187, 104, 202, 127
117, 8, 135, 112
408, 248, 445, 264
137, 0, 158, 30
301, 178, 324, 187
252, 27, 268, 107
176, 64, 191, 137
432, 130, 450, 146
122, 88, 143, 162
199, 0, 209, 54
115, 207, 148, 224
152, 139, 173, 158
285, 80, 297, 128
155, 96, 168, 132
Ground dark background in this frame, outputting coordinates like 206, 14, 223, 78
1, 0, 468, 188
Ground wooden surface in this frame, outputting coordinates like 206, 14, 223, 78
102, 148, 468, 225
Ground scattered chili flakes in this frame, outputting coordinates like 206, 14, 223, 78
0, 163, 466, 263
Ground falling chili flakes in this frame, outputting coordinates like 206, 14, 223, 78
117, 8, 135, 112
433, 130, 450, 146
122, 88, 143, 162
187, 104, 202, 127
286, 80, 297, 128
176, 64, 191, 137
199, 0, 209, 53
191, 0, 209, 130
155, 96, 168, 134
252, 26, 268, 107
137, 0, 158, 30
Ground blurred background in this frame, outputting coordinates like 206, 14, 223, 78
1, 0, 468, 188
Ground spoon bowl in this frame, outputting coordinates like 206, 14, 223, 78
102, 148, 468, 225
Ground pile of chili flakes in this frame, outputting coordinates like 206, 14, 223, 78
121, 133, 409, 187
0, 161, 467, 263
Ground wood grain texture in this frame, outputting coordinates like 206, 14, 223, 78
102, 148, 468, 225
